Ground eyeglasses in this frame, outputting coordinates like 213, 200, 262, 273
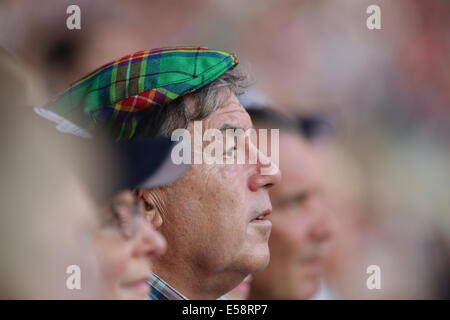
110, 198, 145, 240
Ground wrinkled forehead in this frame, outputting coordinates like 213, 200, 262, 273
205, 94, 252, 131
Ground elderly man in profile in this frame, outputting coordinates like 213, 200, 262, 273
39, 46, 281, 300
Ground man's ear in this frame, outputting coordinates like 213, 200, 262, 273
140, 189, 163, 229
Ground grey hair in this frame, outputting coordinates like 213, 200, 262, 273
133, 64, 250, 137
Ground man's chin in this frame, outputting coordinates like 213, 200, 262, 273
242, 246, 271, 274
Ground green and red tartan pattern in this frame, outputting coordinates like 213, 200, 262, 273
43, 46, 238, 140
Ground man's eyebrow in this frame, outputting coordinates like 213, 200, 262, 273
219, 124, 244, 132
219, 124, 254, 132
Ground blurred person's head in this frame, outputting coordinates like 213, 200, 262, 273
0, 49, 100, 299
91, 137, 188, 300
93, 189, 166, 299
0, 48, 172, 300
37, 47, 282, 299
244, 106, 333, 300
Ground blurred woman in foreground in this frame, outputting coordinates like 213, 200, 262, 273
0, 49, 187, 299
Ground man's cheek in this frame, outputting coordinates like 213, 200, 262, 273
219, 163, 246, 184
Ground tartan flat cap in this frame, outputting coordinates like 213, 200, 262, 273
38, 46, 238, 141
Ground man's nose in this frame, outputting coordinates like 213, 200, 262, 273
248, 144, 281, 191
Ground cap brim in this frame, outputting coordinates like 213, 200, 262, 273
112, 136, 190, 192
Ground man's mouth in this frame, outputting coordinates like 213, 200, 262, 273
250, 208, 272, 222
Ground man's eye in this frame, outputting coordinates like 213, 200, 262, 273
225, 145, 237, 157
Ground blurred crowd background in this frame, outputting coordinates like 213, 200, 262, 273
1, 0, 449, 299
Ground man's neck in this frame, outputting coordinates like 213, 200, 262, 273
152, 259, 244, 300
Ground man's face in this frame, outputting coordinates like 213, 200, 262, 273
156, 92, 281, 281
251, 131, 333, 299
